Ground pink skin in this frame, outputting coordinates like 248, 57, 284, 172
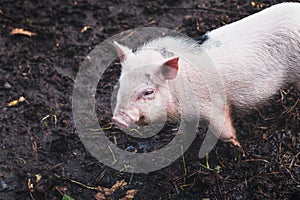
112, 107, 140, 129
112, 41, 242, 149
112, 116, 129, 129
112, 41, 179, 130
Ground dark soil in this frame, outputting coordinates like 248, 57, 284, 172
1, 0, 300, 199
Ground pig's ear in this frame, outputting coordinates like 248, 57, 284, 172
161, 57, 179, 80
113, 41, 132, 63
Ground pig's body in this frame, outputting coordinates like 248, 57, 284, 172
206, 3, 300, 109
112, 3, 300, 147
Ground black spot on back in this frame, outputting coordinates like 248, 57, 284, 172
194, 34, 209, 45
160, 47, 175, 58
132, 48, 138, 54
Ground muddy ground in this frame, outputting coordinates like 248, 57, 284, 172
1, 0, 300, 199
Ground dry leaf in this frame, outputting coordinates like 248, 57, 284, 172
95, 180, 138, 200
8, 100, 19, 107
97, 186, 113, 196
120, 189, 138, 200
10, 28, 36, 37
95, 192, 106, 200
111, 180, 127, 192
27, 179, 34, 192
81, 26, 92, 33
35, 174, 42, 182
250, 1, 256, 7
250, 1, 265, 9
262, 133, 267, 140
19, 96, 26, 102
8, 96, 26, 107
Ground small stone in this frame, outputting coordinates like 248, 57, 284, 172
4, 82, 11, 89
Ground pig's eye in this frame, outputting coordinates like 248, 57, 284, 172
142, 89, 155, 100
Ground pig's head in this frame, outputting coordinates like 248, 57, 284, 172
112, 41, 180, 130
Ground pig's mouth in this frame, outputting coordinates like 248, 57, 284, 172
136, 116, 150, 126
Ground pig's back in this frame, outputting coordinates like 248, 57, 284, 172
203, 3, 300, 109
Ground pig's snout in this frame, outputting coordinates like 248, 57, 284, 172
112, 116, 129, 129
112, 108, 140, 129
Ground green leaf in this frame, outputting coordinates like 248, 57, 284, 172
62, 194, 75, 200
